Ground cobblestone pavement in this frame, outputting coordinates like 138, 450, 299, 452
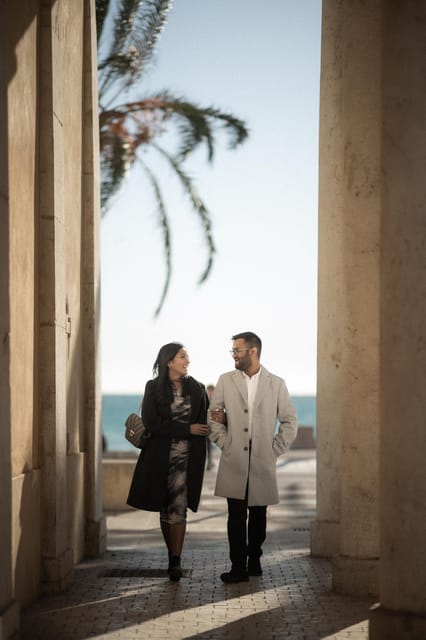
21, 451, 375, 639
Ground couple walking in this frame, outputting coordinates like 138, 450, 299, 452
127, 331, 298, 583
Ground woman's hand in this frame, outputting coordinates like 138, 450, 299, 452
190, 423, 209, 436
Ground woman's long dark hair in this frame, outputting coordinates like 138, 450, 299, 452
153, 342, 188, 406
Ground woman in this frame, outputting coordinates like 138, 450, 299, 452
127, 342, 209, 581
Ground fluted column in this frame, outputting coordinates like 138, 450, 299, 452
370, 3, 426, 637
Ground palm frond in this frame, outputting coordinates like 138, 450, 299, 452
139, 160, 172, 317
110, 0, 141, 54
95, 0, 112, 44
128, 0, 172, 75
99, 94, 248, 214
99, 128, 136, 213
153, 93, 249, 160
100, 92, 249, 162
152, 143, 216, 285
98, 0, 173, 101
96, 2, 250, 315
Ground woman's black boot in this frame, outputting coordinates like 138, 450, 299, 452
168, 555, 183, 581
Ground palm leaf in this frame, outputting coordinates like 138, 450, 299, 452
139, 161, 172, 317
98, 0, 172, 100
95, 0, 112, 44
153, 93, 249, 160
97, 1, 250, 315
99, 127, 135, 212
152, 143, 215, 284
100, 92, 249, 169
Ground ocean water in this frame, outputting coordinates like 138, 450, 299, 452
102, 394, 316, 452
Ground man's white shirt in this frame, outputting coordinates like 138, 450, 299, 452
242, 367, 261, 439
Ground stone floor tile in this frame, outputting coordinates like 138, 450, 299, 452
21, 452, 375, 640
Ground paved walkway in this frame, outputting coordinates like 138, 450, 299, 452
21, 450, 375, 639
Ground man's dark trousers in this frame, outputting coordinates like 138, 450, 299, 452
227, 492, 267, 571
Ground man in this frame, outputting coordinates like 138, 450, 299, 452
208, 331, 298, 583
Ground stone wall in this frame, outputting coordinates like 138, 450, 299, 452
0, 1, 104, 636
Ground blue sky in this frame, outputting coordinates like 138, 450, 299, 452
101, 0, 322, 395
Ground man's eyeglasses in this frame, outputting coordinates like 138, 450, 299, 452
229, 348, 250, 355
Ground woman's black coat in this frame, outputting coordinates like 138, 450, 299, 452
127, 376, 208, 512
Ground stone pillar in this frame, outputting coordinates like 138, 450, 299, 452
370, 3, 426, 637
331, 0, 382, 596
0, 207, 18, 640
0, 111, 19, 640
38, 0, 73, 592
82, 0, 106, 557
316, 1, 382, 596
0, 3, 24, 636
310, 0, 344, 558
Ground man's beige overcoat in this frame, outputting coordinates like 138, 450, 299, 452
208, 367, 298, 506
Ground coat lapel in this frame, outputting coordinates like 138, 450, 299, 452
253, 367, 270, 410
231, 370, 248, 404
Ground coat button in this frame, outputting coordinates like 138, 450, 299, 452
244, 428, 248, 432
244, 409, 248, 413
244, 446, 249, 451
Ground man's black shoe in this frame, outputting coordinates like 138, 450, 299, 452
247, 558, 262, 576
220, 570, 249, 583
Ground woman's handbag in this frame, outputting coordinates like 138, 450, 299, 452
125, 413, 146, 448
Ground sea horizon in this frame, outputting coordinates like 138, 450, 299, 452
102, 393, 317, 453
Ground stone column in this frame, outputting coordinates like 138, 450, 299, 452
0, 104, 19, 640
0, 3, 25, 636
313, 5, 382, 589
310, 0, 344, 558
38, 0, 73, 592
332, 0, 382, 596
317, 1, 382, 596
370, 3, 426, 637
82, 0, 106, 557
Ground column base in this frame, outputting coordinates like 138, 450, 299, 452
42, 547, 73, 594
0, 600, 19, 640
370, 603, 426, 639
85, 516, 106, 557
310, 519, 340, 557
332, 554, 378, 596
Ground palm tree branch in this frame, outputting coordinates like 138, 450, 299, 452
99, 95, 248, 215
99, 131, 135, 213
138, 159, 172, 317
95, 0, 112, 44
163, 98, 249, 159
152, 143, 216, 284
98, 0, 172, 101
97, 3, 251, 315
127, 0, 172, 74
100, 93, 249, 161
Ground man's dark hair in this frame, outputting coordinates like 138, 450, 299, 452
232, 332, 262, 357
